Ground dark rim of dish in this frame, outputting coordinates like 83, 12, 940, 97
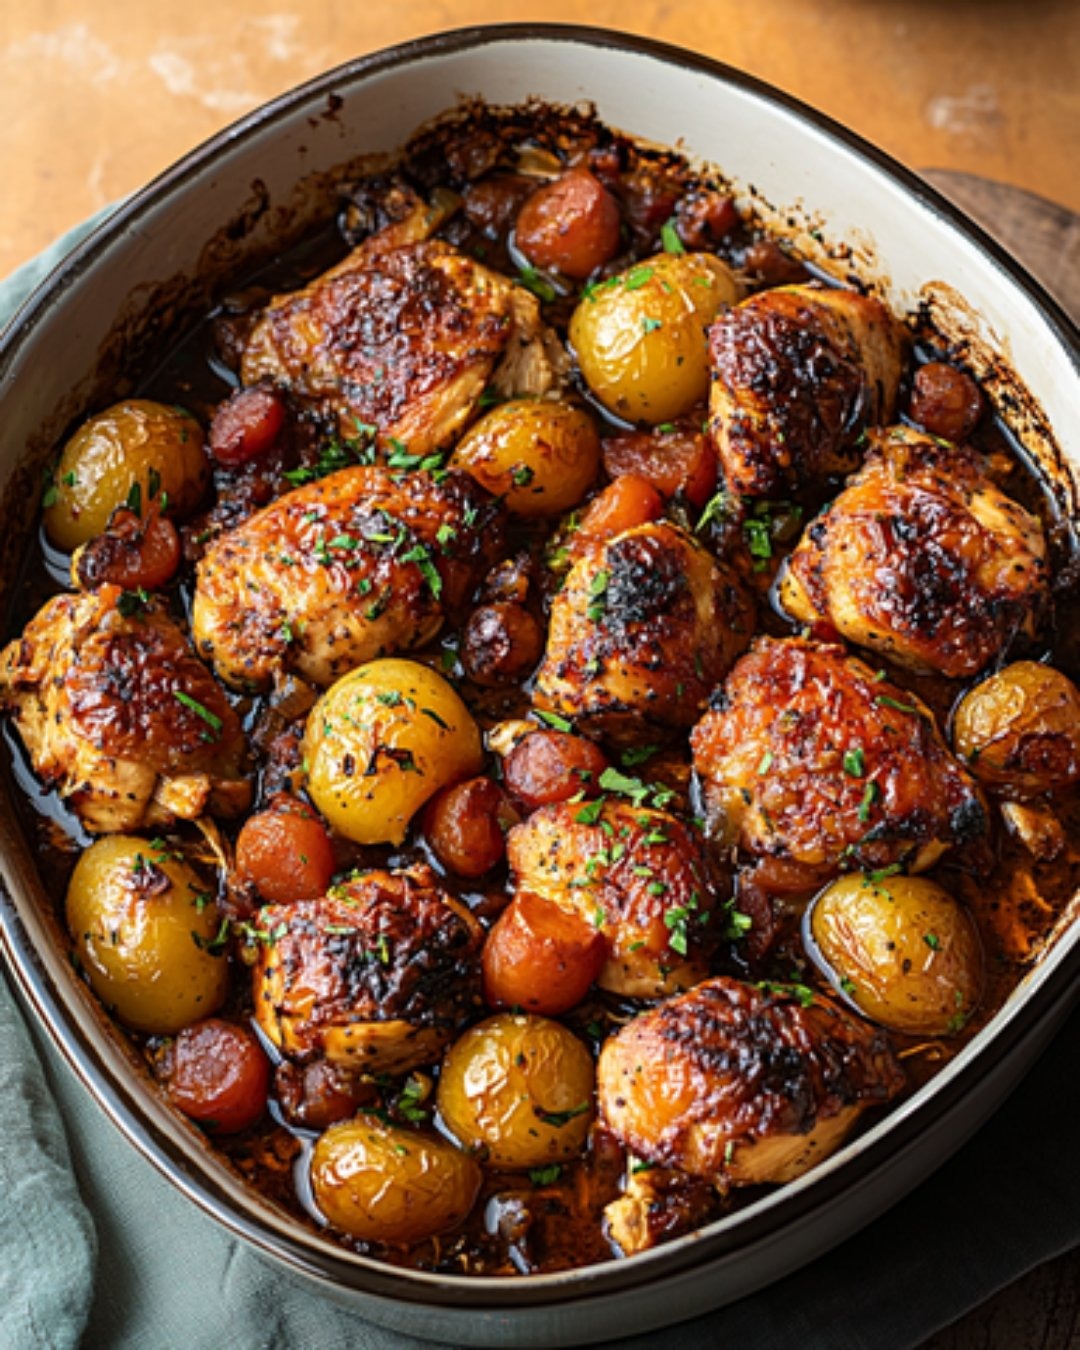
1, 22, 1079, 1309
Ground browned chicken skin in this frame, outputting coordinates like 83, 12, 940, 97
252, 865, 483, 1075
192, 465, 503, 690
534, 521, 753, 735
240, 196, 564, 454
690, 636, 988, 889
708, 284, 906, 498
598, 976, 905, 1188
506, 798, 720, 998
778, 427, 1049, 678
0, 585, 250, 833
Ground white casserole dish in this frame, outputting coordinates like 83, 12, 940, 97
0, 25, 1077, 1347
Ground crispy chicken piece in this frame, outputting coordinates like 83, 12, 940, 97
192, 465, 502, 691
708, 284, 907, 498
240, 195, 565, 454
0, 586, 249, 834
690, 636, 988, 890
506, 798, 721, 998
534, 521, 753, 736
252, 865, 482, 1075
778, 427, 1049, 678
598, 976, 904, 1187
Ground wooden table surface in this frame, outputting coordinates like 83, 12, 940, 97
2, 0, 1078, 278
3, 4, 1078, 1348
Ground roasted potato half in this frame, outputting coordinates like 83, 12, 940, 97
311, 1114, 481, 1245
436, 1013, 595, 1169
807, 873, 983, 1037
952, 661, 1080, 797
66, 836, 227, 1034
44, 400, 209, 551
569, 253, 741, 424
303, 658, 484, 845
450, 399, 601, 517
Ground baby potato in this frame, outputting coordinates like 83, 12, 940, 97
450, 400, 600, 517
66, 835, 227, 1035
311, 1114, 481, 1245
570, 252, 741, 424
952, 661, 1080, 797
44, 400, 209, 551
807, 873, 983, 1037
303, 658, 484, 846
436, 1013, 594, 1169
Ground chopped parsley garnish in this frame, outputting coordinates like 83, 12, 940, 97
574, 798, 606, 825
528, 1165, 562, 1185
843, 747, 866, 778
757, 980, 815, 1008
621, 744, 659, 767
117, 588, 150, 617
173, 691, 222, 736
586, 568, 610, 622
857, 780, 880, 823
517, 264, 556, 302
660, 218, 685, 255
696, 488, 735, 534
535, 1102, 590, 1127
876, 693, 917, 715
534, 709, 574, 733
623, 265, 655, 291
191, 916, 230, 954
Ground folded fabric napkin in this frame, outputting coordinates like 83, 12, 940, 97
1, 212, 1078, 1350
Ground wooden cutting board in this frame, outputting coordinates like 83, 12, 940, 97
923, 171, 1080, 323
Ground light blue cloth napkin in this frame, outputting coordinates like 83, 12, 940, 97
1, 214, 1078, 1350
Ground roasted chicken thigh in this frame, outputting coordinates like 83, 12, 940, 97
534, 520, 753, 734
240, 195, 565, 453
598, 976, 904, 1189
778, 427, 1049, 678
0, 585, 249, 833
252, 866, 483, 1075
192, 465, 502, 690
506, 798, 720, 998
691, 636, 988, 889
708, 284, 906, 497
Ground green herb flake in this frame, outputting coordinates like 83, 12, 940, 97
623, 265, 655, 291
660, 218, 685, 255
857, 780, 880, 823
517, 264, 556, 303
173, 690, 223, 736
536, 1102, 590, 1128
876, 693, 917, 715
574, 798, 606, 826
529, 1164, 562, 1185
843, 747, 866, 777
535, 709, 573, 733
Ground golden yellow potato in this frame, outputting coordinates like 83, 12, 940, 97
436, 1013, 594, 1169
44, 399, 209, 551
66, 835, 228, 1034
569, 252, 741, 424
952, 661, 1080, 797
302, 658, 484, 846
808, 873, 983, 1037
311, 1114, 481, 1245
450, 400, 600, 517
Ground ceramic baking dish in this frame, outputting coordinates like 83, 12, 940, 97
1, 25, 1078, 1347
